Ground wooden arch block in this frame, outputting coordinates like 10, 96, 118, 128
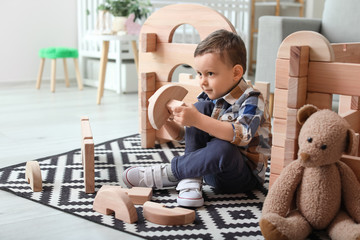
277, 31, 334, 62
143, 201, 195, 226
148, 84, 188, 130
97, 185, 152, 205
93, 186, 138, 224
25, 161, 42, 192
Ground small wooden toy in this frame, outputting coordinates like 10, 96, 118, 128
93, 186, 138, 224
81, 117, 95, 193
25, 161, 42, 192
143, 201, 195, 226
147, 84, 188, 130
97, 185, 152, 205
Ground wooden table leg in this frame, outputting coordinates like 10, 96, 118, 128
97, 40, 110, 104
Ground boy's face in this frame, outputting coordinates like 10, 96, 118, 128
194, 52, 242, 100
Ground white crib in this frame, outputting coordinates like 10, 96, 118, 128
77, 0, 251, 93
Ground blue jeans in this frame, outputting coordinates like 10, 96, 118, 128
171, 101, 259, 193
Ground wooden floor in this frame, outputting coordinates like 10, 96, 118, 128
0, 81, 143, 239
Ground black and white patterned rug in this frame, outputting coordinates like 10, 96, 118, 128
0, 134, 327, 239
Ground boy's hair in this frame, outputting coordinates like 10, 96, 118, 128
194, 29, 247, 74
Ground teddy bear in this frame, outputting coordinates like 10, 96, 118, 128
259, 104, 360, 240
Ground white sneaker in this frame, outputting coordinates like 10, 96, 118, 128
176, 178, 204, 207
122, 165, 178, 189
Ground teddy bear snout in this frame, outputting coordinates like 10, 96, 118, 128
300, 152, 310, 162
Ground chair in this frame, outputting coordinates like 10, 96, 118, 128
36, 47, 83, 92
255, 0, 360, 112
270, 30, 360, 187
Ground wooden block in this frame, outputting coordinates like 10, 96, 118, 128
141, 33, 157, 52
93, 186, 138, 223
80, 117, 95, 194
270, 146, 294, 175
141, 72, 156, 92
351, 96, 360, 110
156, 120, 184, 141
287, 77, 307, 109
81, 117, 93, 140
269, 173, 280, 189
83, 139, 95, 193
277, 31, 334, 62
178, 73, 196, 85
332, 43, 360, 64
25, 161, 42, 192
141, 91, 155, 110
289, 46, 309, 77
272, 118, 286, 147
338, 95, 352, 115
253, 81, 270, 104
141, 129, 156, 148
341, 155, 360, 183
307, 62, 360, 96
284, 138, 298, 160
148, 85, 188, 130
306, 92, 332, 110
275, 59, 290, 89
286, 108, 301, 140
141, 109, 152, 130
273, 88, 288, 119
99, 185, 152, 205
339, 110, 360, 133
143, 201, 195, 226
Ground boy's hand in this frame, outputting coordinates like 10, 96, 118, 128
171, 103, 201, 127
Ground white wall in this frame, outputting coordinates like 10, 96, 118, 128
0, 0, 78, 83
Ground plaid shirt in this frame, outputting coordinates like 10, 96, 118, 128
197, 79, 272, 183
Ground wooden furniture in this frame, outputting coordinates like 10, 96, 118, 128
93, 185, 138, 224
85, 34, 139, 104
139, 4, 236, 148
143, 201, 195, 226
36, 47, 83, 93
270, 30, 360, 187
80, 117, 95, 193
25, 161, 42, 192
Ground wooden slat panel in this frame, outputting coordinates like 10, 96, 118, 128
308, 62, 360, 96
332, 43, 360, 64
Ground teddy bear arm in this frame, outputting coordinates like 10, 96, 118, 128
337, 161, 360, 223
263, 161, 304, 216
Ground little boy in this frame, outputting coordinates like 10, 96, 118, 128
123, 29, 271, 207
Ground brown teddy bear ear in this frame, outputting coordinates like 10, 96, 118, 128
297, 104, 319, 125
345, 129, 358, 155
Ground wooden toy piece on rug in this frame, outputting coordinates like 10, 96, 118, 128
147, 84, 188, 140
143, 201, 195, 226
96, 185, 152, 205
93, 185, 138, 224
25, 161, 42, 192
260, 104, 360, 240
139, 4, 237, 148
80, 117, 95, 194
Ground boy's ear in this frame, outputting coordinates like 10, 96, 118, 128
233, 64, 243, 81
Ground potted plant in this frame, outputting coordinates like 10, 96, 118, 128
96, 1, 112, 34
108, 0, 152, 33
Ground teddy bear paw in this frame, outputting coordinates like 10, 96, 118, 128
259, 218, 289, 240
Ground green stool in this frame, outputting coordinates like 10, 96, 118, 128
36, 47, 83, 92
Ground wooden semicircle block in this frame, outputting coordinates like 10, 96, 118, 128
147, 84, 188, 130
143, 201, 195, 225
25, 161, 42, 192
93, 186, 138, 224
